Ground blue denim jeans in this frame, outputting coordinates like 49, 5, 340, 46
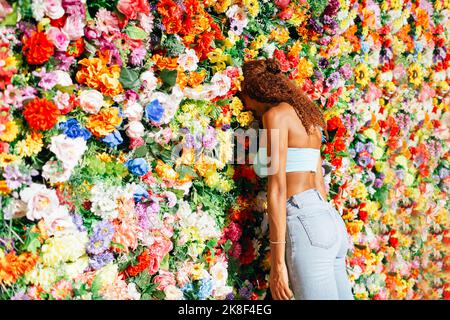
285, 188, 354, 300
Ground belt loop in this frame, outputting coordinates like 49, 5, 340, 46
292, 195, 302, 209
316, 190, 324, 202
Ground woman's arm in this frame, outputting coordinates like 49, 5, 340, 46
314, 155, 328, 200
262, 107, 293, 300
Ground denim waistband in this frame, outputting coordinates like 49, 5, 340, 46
287, 188, 326, 212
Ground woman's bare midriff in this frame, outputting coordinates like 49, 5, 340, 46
286, 171, 317, 199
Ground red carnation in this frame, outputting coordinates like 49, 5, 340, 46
22, 31, 55, 65
23, 97, 60, 131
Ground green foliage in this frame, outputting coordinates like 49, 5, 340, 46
120, 68, 141, 90
308, 0, 328, 17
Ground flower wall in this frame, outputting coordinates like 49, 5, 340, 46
0, 0, 449, 300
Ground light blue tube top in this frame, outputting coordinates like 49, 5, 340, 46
253, 147, 320, 177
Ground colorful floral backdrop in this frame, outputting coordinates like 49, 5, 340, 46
0, 0, 448, 300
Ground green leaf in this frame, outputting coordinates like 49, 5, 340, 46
0, 3, 18, 26
159, 69, 177, 87
159, 253, 170, 270
120, 68, 140, 90
125, 25, 148, 40
22, 232, 41, 254
90, 273, 102, 295
133, 145, 148, 158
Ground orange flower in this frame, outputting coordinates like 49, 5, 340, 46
188, 69, 206, 87
23, 97, 60, 131
0, 251, 38, 285
86, 107, 122, 138
0, 180, 10, 195
22, 31, 54, 65
151, 54, 178, 70
155, 159, 179, 181
76, 56, 123, 97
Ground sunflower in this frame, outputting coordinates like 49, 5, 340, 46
354, 63, 371, 87
407, 63, 423, 87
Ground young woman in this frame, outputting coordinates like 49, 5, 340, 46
239, 58, 354, 300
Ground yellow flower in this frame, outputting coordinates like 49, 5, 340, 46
250, 35, 268, 50
354, 63, 370, 87
230, 97, 244, 116
96, 152, 113, 162
213, 0, 232, 13
207, 48, 226, 64
191, 263, 205, 281
407, 63, 423, 87
237, 111, 254, 127
205, 171, 221, 189
16, 131, 44, 157
269, 27, 290, 45
244, 0, 259, 17
0, 121, 19, 142
0, 153, 19, 168
289, 41, 303, 57
295, 58, 314, 81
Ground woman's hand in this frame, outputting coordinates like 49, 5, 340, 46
270, 263, 294, 300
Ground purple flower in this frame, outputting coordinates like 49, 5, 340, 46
89, 251, 114, 270
87, 236, 110, 255
32, 69, 58, 90
357, 156, 371, 167
365, 142, 375, 153
308, 18, 323, 33
72, 213, 87, 232
3, 165, 35, 190
395, 169, 404, 180
318, 58, 329, 69
136, 203, 150, 229
54, 52, 76, 71
348, 148, 357, 158
10, 290, 31, 300
439, 168, 449, 179
125, 90, 139, 101
339, 63, 353, 79
325, 72, 340, 89
374, 178, 384, 188
323, 0, 340, 17
433, 47, 446, 64
202, 127, 217, 149
130, 47, 147, 66
225, 292, 235, 300
354, 141, 366, 153
238, 283, 253, 300
92, 220, 115, 241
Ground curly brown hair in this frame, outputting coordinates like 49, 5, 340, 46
240, 58, 328, 140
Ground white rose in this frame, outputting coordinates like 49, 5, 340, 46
211, 72, 231, 97
213, 285, 233, 299
43, 206, 78, 236
20, 183, 60, 221
49, 135, 87, 170
79, 89, 104, 114
124, 101, 143, 121
31, 0, 46, 21
44, 0, 64, 19
54, 70, 73, 86
140, 70, 158, 91
164, 285, 184, 300
126, 121, 145, 139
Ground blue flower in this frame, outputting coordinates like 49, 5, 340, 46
59, 118, 91, 140
126, 158, 150, 176
102, 130, 123, 148
197, 278, 213, 300
145, 99, 165, 123
133, 184, 149, 202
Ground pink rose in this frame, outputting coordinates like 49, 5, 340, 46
44, 0, 64, 19
0, 0, 13, 19
275, 0, 291, 9
153, 270, 176, 290
117, 0, 150, 21
129, 137, 145, 149
79, 90, 104, 114
46, 27, 70, 51
126, 121, 145, 139
62, 15, 85, 40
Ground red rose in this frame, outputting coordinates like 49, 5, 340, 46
22, 31, 55, 65
23, 97, 60, 131
275, 0, 291, 9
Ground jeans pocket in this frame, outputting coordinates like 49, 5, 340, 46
298, 209, 338, 249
